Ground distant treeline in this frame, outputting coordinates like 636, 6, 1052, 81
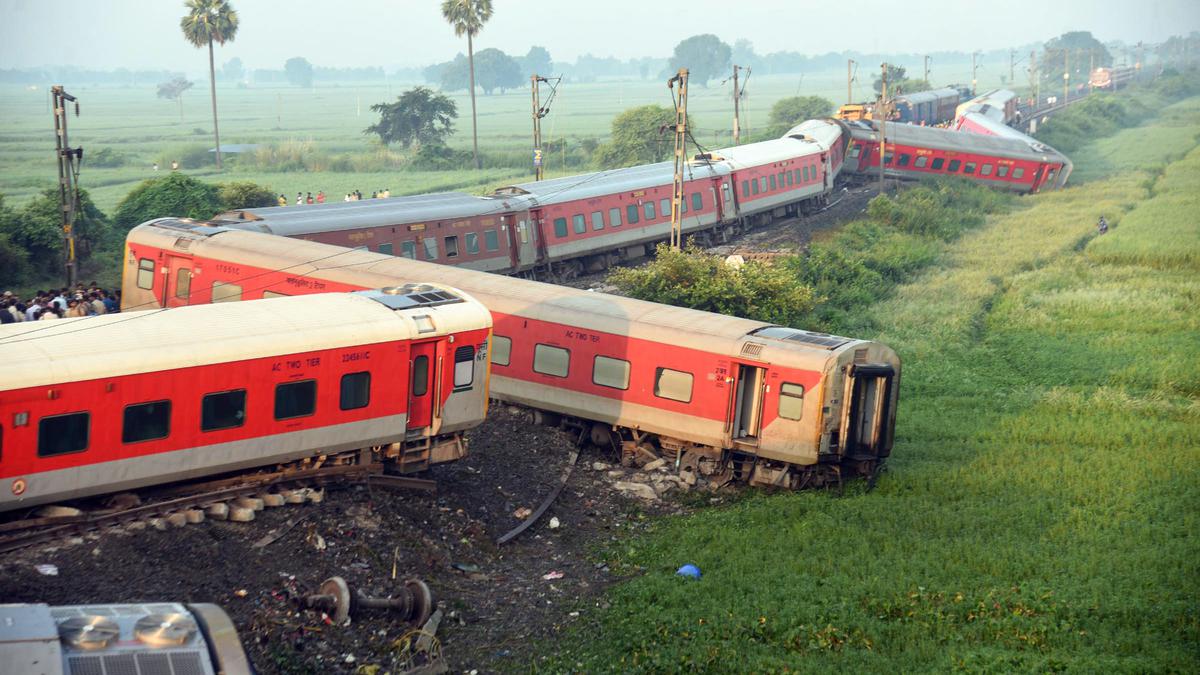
0, 67, 185, 85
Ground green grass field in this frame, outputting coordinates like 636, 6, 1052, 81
537, 98, 1200, 672
0, 63, 1008, 213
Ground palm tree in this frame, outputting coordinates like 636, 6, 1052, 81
440, 0, 493, 170
180, 0, 239, 170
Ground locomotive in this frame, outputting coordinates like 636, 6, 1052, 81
0, 287, 491, 511
123, 220, 900, 489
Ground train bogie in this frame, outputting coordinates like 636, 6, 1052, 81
1, 286, 492, 511
122, 221, 900, 489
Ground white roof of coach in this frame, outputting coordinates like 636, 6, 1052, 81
215, 191, 526, 237
782, 119, 843, 149
703, 136, 824, 170
1, 288, 487, 391
848, 120, 1066, 162
493, 160, 728, 206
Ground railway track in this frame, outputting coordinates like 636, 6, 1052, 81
0, 461, 436, 555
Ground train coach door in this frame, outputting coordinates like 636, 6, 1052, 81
839, 364, 895, 459
730, 363, 767, 447
407, 341, 440, 433
164, 254, 194, 307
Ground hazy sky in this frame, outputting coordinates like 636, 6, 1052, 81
2, 0, 1197, 73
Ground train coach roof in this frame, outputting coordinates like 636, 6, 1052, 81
493, 160, 726, 205
171, 226, 856, 363
0, 291, 482, 390
702, 135, 825, 169
849, 120, 1065, 161
214, 191, 524, 236
895, 87, 960, 104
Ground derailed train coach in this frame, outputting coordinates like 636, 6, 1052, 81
123, 220, 900, 489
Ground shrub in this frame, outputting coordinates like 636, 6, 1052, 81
114, 173, 223, 230
218, 181, 277, 211
88, 147, 127, 168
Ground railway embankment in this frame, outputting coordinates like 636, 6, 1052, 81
540, 96, 1200, 672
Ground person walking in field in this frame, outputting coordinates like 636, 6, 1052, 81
1097, 215, 1108, 234
306, 192, 314, 205
278, 194, 287, 207
296, 192, 304, 206
316, 191, 325, 204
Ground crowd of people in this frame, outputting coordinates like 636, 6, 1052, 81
1, 283, 121, 323
275, 189, 392, 207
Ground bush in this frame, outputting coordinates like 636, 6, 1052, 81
414, 143, 474, 171
114, 173, 224, 230
218, 181, 277, 210
6, 189, 110, 279
88, 147, 127, 168
156, 143, 214, 170
609, 243, 816, 326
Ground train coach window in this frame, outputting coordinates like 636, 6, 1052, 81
593, 356, 630, 390
401, 241, 417, 259
680, 197, 687, 214
654, 368, 693, 403
948, 159, 961, 173
608, 208, 622, 227
786, 171, 794, 186
37, 412, 89, 457
466, 232, 480, 254
849, 145, 861, 158
378, 243, 394, 255
275, 380, 317, 420
533, 344, 570, 378
803, 166, 811, 182
484, 229, 499, 251
643, 201, 656, 220
122, 400, 171, 444
591, 211, 604, 231
422, 238, 438, 260
963, 162, 977, 175
997, 165, 1009, 178
553, 217, 568, 237
211, 281, 242, 303
492, 335, 511, 366
201, 390, 246, 431
898, 154, 911, 167
454, 346, 476, 390
914, 156, 929, 168
660, 199, 671, 219
1012, 168, 1025, 180
175, 268, 191, 300
691, 193, 703, 211
412, 357, 429, 396
751, 179, 760, 196
931, 158, 945, 170
136, 258, 155, 290
741, 180, 750, 197
769, 175, 777, 191
340, 372, 371, 410
759, 177, 767, 193
779, 383, 805, 421
626, 204, 639, 225
445, 235, 459, 258
572, 214, 587, 234
981, 164, 994, 176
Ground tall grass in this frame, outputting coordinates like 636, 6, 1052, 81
537, 101, 1200, 673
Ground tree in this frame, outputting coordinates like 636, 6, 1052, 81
364, 87, 458, 149
222, 56, 244, 83
732, 39, 759, 69
668, 34, 731, 86
473, 48, 522, 94
441, 0, 494, 170
218, 181, 277, 210
0, 196, 32, 285
114, 173, 224, 230
1043, 31, 1113, 85
284, 57, 314, 88
873, 64, 907, 95
157, 77, 194, 121
593, 104, 680, 169
522, 46, 552, 77
767, 96, 835, 135
180, 0, 238, 169
9, 189, 110, 277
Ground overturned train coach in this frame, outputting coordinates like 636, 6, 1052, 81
843, 119, 1072, 193
123, 220, 901, 488
0, 287, 492, 511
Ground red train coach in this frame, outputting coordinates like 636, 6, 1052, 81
123, 220, 900, 489
212, 120, 848, 279
1, 288, 492, 511
844, 119, 1072, 193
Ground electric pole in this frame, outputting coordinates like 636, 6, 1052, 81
1064, 50, 1070, 102
972, 51, 980, 96
878, 63, 887, 194
923, 55, 931, 85
732, 65, 747, 145
1089, 51, 1095, 93
1010, 50, 1016, 85
846, 59, 855, 104
531, 73, 545, 180
51, 85, 82, 287
1030, 50, 1039, 106
668, 68, 688, 251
